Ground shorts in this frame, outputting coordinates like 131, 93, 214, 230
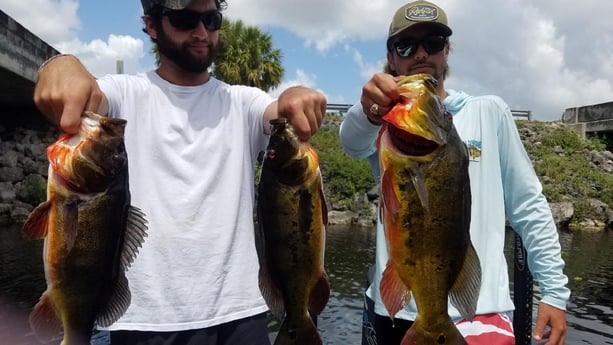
107, 312, 271, 345
362, 294, 515, 345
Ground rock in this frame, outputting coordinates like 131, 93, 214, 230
0, 167, 24, 183
10, 206, 31, 224
0, 182, 16, 202
20, 157, 40, 175
327, 210, 358, 226
356, 217, 376, 228
0, 149, 19, 167
23, 143, 45, 160
549, 201, 574, 227
366, 184, 379, 201
570, 219, 606, 232
0, 203, 12, 224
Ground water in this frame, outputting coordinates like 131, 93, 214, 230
1, 223, 612, 344
557, 231, 613, 344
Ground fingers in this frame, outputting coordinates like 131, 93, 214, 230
533, 303, 567, 345
33, 55, 101, 134
360, 73, 401, 124
533, 314, 547, 342
278, 86, 327, 141
543, 320, 565, 345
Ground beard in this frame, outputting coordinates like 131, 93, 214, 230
156, 27, 218, 73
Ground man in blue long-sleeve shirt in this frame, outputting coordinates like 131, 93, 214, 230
339, 1, 569, 344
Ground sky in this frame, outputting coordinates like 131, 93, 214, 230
2, 0, 612, 121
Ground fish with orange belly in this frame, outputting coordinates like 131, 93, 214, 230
22, 111, 147, 345
377, 74, 482, 345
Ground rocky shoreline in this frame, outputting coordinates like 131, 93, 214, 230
0, 122, 58, 225
1, 119, 611, 231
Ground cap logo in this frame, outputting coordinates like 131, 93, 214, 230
405, 4, 439, 22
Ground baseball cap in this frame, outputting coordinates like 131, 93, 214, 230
386, 0, 452, 50
141, 0, 192, 13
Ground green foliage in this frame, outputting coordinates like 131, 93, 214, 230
309, 126, 374, 206
22, 178, 47, 206
516, 121, 613, 224
213, 19, 284, 91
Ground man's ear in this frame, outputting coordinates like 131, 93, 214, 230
144, 15, 158, 40
386, 51, 395, 72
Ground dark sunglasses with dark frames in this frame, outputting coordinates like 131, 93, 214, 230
393, 35, 448, 58
162, 8, 223, 31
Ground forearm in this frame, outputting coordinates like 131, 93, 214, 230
516, 208, 570, 310
339, 103, 381, 159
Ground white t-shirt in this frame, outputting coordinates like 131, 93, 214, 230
97, 71, 273, 331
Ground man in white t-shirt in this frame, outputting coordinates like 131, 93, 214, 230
33, 0, 326, 344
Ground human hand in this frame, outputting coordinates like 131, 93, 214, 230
33, 55, 104, 134
533, 302, 567, 345
360, 73, 401, 125
277, 86, 327, 141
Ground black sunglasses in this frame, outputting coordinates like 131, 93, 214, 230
162, 8, 223, 31
393, 35, 448, 58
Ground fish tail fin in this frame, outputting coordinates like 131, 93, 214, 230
449, 242, 482, 321
274, 315, 322, 345
308, 271, 330, 317
29, 291, 62, 343
401, 318, 468, 345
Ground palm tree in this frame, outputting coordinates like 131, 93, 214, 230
213, 19, 284, 91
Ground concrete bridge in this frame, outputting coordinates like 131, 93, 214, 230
563, 101, 613, 139
0, 9, 59, 123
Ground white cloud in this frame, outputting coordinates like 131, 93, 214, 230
350, 47, 386, 81
225, 0, 393, 51
55, 35, 146, 77
1, 0, 81, 44
268, 69, 321, 98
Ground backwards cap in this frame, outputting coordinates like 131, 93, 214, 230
386, 0, 452, 50
141, 0, 191, 13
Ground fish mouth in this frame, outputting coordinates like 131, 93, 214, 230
387, 123, 439, 156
